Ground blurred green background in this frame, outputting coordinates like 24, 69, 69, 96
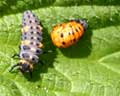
0, 0, 120, 96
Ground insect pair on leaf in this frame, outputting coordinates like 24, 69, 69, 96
9, 10, 88, 77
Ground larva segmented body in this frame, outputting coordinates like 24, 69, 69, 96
10, 10, 44, 77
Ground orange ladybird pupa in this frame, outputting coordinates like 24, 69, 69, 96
51, 19, 88, 48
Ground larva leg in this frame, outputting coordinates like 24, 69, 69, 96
43, 50, 53, 54
12, 54, 20, 58
9, 63, 20, 72
38, 60, 45, 65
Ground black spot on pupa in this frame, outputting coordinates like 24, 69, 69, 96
72, 31, 74, 35
60, 33, 64, 38
62, 41, 66, 45
73, 38, 76, 42
78, 27, 82, 31
75, 28, 79, 32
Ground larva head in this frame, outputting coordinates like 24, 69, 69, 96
20, 60, 33, 73
10, 60, 33, 78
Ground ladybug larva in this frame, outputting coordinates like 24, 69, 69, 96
50, 19, 88, 48
10, 10, 44, 77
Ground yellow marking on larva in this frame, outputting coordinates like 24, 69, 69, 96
21, 40, 30, 45
30, 64, 34, 70
20, 59, 28, 63
38, 25, 43, 31
21, 28, 24, 33
29, 55, 33, 60
39, 43, 44, 48
31, 47, 36, 52
19, 59, 33, 69
22, 26, 30, 33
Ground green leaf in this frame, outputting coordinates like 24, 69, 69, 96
0, 0, 120, 96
